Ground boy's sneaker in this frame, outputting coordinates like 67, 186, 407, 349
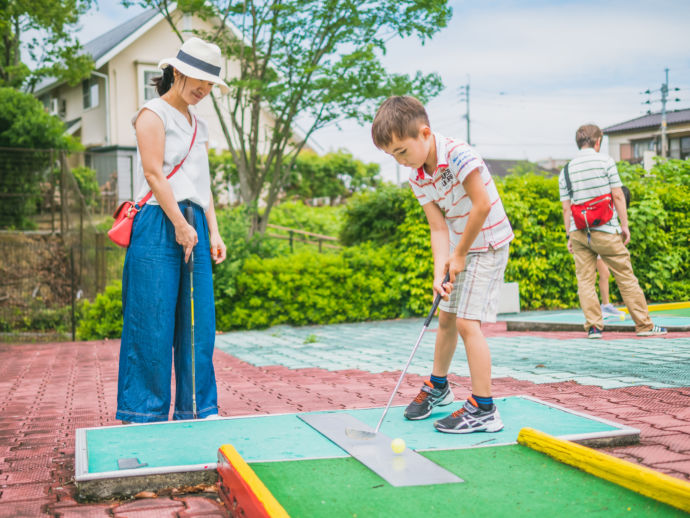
404, 381, 454, 420
637, 325, 667, 337
588, 327, 603, 339
434, 398, 504, 434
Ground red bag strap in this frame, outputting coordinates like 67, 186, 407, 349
137, 116, 198, 207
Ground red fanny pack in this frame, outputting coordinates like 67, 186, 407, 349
563, 162, 614, 231
570, 193, 614, 231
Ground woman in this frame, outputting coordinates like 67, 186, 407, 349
116, 37, 228, 423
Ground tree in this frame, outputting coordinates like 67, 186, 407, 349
0, 87, 77, 228
283, 151, 380, 202
127, 0, 450, 236
210, 148, 380, 203
0, 0, 95, 90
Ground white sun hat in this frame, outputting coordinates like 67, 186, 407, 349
158, 37, 230, 95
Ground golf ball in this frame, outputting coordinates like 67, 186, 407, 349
391, 438, 405, 454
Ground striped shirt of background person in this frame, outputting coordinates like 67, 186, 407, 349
409, 133, 514, 252
558, 147, 623, 235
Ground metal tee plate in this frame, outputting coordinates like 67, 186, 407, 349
299, 413, 463, 487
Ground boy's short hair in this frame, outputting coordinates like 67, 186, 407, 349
575, 124, 603, 149
371, 96, 430, 149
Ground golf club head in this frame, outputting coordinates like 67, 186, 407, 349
345, 427, 377, 440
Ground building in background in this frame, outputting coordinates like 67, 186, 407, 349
33, 8, 319, 206
604, 108, 690, 164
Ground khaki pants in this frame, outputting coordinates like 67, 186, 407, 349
570, 230, 653, 333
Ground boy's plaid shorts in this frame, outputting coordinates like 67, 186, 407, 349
438, 245, 509, 322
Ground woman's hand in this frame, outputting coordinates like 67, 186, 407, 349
210, 232, 227, 264
175, 221, 198, 263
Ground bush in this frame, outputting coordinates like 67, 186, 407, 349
71, 166, 100, 208
339, 184, 411, 246
267, 200, 344, 237
497, 174, 578, 309
0, 87, 78, 228
217, 243, 403, 330
77, 158, 690, 338
76, 282, 123, 340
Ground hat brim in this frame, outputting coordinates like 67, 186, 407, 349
158, 57, 230, 95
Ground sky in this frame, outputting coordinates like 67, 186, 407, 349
74, 0, 690, 183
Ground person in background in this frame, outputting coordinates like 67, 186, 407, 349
598, 186, 631, 319
560, 124, 666, 339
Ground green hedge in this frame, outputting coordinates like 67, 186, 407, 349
76, 159, 690, 337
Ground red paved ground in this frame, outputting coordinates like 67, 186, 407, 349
1, 322, 689, 517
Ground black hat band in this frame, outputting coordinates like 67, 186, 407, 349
176, 49, 221, 76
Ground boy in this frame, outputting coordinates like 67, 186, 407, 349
371, 96, 513, 433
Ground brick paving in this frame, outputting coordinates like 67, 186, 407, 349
1, 321, 689, 516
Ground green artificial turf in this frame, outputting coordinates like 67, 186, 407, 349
251, 445, 685, 517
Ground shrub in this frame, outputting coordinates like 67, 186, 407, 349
267, 200, 344, 237
217, 243, 402, 330
76, 282, 123, 340
70, 166, 100, 208
339, 184, 410, 246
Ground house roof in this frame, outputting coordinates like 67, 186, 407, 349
33, 8, 160, 95
84, 8, 159, 65
603, 108, 690, 135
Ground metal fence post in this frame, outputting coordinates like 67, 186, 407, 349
70, 247, 76, 341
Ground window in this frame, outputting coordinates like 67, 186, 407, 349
143, 70, 159, 101
681, 137, 690, 160
82, 78, 99, 109
632, 138, 658, 159
667, 136, 690, 160
137, 65, 160, 106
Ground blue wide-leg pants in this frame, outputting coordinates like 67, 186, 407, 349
116, 201, 218, 422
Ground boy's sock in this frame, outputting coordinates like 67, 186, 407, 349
429, 374, 447, 390
471, 394, 494, 411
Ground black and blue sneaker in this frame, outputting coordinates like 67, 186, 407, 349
588, 327, 603, 339
404, 381, 454, 420
434, 397, 504, 434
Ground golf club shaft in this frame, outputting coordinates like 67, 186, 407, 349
374, 272, 450, 433
184, 205, 197, 419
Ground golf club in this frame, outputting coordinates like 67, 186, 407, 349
346, 271, 451, 440
184, 204, 198, 420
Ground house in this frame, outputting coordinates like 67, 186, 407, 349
603, 108, 690, 163
33, 8, 319, 205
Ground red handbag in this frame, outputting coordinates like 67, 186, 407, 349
563, 162, 614, 232
108, 117, 198, 247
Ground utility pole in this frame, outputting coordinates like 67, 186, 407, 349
643, 68, 681, 158
661, 68, 669, 158
458, 80, 471, 145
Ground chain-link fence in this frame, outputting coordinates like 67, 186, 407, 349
0, 147, 127, 342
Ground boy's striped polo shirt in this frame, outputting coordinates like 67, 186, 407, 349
409, 133, 513, 252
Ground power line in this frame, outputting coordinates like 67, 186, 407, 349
642, 68, 682, 158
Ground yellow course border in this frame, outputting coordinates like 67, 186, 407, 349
517, 428, 690, 513
218, 444, 290, 518
620, 301, 690, 314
